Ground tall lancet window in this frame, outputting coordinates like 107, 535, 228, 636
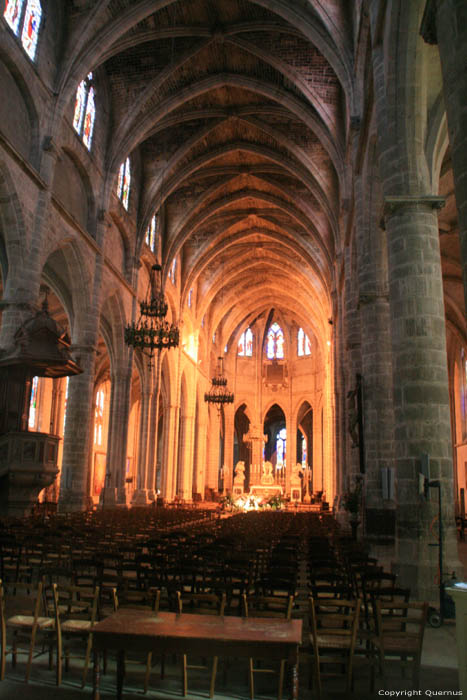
297, 328, 311, 356
73, 73, 96, 150
117, 158, 131, 210
145, 213, 158, 252
266, 322, 284, 359
238, 328, 253, 357
4, 0, 42, 61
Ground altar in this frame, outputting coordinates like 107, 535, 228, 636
249, 484, 283, 500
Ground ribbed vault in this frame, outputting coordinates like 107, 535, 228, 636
63, 0, 350, 353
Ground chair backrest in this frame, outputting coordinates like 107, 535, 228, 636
375, 599, 427, 644
242, 594, 294, 620
309, 596, 361, 647
3, 579, 44, 617
51, 582, 100, 627
179, 591, 226, 616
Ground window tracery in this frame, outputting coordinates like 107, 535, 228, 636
28, 375, 38, 428
238, 327, 253, 357
4, 0, 42, 61
297, 327, 311, 356
117, 157, 131, 210
145, 213, 158, 252
94, 387, 105, 446
266, 322, 284, 359
73, 73, 95, 150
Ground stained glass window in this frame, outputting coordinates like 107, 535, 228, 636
145, 213, 157, 252
169, 257, 177, 283
238, 327, 253, 357
62, 376, 70, 434
21, 0, 41, 60
73, 73, 95, 150
94, 388, 105, 446
4, 0, 24, 34
4, 0, 42, 61
82, 87, 95, 149
297, 328, 311, 356
28, 375, 38, 429
301, 433, 307, 468
117, 157, 131, 210
461, 348, 467, 442
266, 322, 284, 359
276, 427, 286, 468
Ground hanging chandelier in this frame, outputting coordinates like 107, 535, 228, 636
125, 263, 179, 368
204, 356, 234, 408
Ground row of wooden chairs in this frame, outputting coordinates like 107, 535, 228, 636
308, 595, 428, 699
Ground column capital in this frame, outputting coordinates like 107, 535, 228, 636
384, 195, 445, 217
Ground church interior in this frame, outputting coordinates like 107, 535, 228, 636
0, 0, 467, 696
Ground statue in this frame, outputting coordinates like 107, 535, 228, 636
234, 461, 245, 486
261, 461, 274, 485
291, 462, 302, 487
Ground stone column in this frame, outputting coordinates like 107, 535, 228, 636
384, 197, 459, 598
194, 400, 208, 497
59, 345, 97, 510
223, 404, 235, 493
132, 387, 151, 505
354, 163, 396, 543
286, 409, 296, 497
430, 0, 467, 311
105, 364, 132, 505
179, 412, 195, 501
161, 404, 178, 501
145, 352, 164, 502
205, 406, 221, 491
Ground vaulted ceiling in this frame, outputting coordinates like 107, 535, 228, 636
66, 0, 355, 349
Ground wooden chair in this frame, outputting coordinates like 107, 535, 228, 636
309, 596, 361, 700
0, 579, 55, 682
242, 593, 294, 700
177, 591, 226, 698
111, 586, 161, 693
372, 599, 428, 688
50, 582, 100, 687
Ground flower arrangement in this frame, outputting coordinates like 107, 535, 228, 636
267, 493, 284, 510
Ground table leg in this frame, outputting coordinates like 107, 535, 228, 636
117, 650, 125, 700
290, 659, 299, 700
92, 650, 100, 700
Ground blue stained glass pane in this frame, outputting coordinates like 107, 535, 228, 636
73, 80, 86, 133
4, 0, 24, 35
238, 332, 245, 356
82, 86, 95, 149
245, 328, 253, 356
21, 0, 42, 60
29, 375, 38, 428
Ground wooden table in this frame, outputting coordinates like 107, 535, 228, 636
92, 609, 302, 699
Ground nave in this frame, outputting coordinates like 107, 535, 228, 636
0, 507, 461, 698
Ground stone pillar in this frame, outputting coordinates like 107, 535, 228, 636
354, 164, 396, 543
205, 406, 221, 492
286, 409, 297, 497
179, 412, 195, 500
161, 404, 178, 501
59, 345, 97, 510
132, 387, 151, 505
432, 0, 467, 311
384, 197, 459, 598
194, 401, 208, 497
145, 352, 164, 502
223, 405, 235, 493
105, 364, 132, 505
